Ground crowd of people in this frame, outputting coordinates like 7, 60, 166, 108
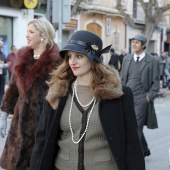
157, 51, 170, 89
0, 18, 162, 170
109, 48, 127, 73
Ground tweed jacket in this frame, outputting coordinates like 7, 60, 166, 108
29, 75, 145, 170
0, 44, 62, 170
120, 52, 160, 129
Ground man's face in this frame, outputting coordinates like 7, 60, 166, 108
132, 39, 145, 55
12, 47, 17, 54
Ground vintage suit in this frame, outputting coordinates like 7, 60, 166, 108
29, 77, 145, 170
0, 44, 62, 170
120, 52, 160, 129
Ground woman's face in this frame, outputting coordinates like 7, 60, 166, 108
68, 51, 92, 78
26, 23, 42, 49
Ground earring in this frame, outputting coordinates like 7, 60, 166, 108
41, 38, 44, 42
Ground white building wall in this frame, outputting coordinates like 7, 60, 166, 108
125, 0, 133, 16
0, 7, 34, 49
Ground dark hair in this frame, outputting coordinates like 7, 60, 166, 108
47, 58, 121, 100
110, 48, 115, 53
11, 45, 16, 50
139, 42, 146, 50
150, 52, 158, 57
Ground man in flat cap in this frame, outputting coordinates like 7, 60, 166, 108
120, 34, 160, 157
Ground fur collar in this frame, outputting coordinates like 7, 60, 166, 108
46, 68, 123, 109
14, 44, 61, 93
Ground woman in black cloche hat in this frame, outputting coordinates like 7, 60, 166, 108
30, 30, 145, 170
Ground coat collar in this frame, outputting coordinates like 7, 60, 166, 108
14, 44, 61, 93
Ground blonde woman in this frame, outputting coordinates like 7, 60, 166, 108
0, 18, 62, 169
30, 30, 145, 170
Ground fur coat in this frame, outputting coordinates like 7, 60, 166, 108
0, 44, 62, 170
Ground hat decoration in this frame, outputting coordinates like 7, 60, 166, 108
70, 40, 111, 63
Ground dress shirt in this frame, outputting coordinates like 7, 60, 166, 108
134, 51, 146, 62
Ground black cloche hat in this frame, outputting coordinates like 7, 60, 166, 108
59, 30, 111, 63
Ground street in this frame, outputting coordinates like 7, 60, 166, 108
144, 96, 170, 170
0, 97, 170, 170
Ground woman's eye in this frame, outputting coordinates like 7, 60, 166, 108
77, 55, 82, 58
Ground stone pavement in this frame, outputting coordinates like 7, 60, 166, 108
0, 119, 11, 170
158, 88, 170, 98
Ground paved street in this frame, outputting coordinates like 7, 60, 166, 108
144, 96, 170, 170
0, 119, 11, 170
0, 96, 170, 170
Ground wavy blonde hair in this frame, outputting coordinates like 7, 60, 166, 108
28, 18, 56, 48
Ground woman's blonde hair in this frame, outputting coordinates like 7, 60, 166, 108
28, 18, 56, 48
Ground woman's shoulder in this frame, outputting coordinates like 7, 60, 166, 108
122, 85, 132, 92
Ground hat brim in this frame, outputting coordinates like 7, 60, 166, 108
59, 44, 102, 63
59, 44, 88, 58
131, 38, 146, 44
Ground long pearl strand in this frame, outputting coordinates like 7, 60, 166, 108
69, 80, 96, 144
74, 79, 95, 107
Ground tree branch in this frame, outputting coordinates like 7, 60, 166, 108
138, 0, 146, 10
161, 4, 170, 12
71, 0, 84, 16
116, 0, 144, 29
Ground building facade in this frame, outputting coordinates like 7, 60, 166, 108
1, 0, 170, 64
0, 7, 34, 55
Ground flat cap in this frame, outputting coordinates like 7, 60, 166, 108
132, 34, 147, 44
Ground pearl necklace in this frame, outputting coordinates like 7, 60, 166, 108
69, 81, 96, 144
74, 79, 95, 107
33, 54, 40, 59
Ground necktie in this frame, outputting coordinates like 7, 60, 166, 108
137, 57, 140, 62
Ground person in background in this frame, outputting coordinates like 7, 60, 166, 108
159, 52, 167, 88
164, 51, 170, 73
120, 34, 160, 158
109, 47, 121, 72
0, 63, 8, 69
119, 49, 127, 67
0, 41, 10, 137
0, 18, 62, 170
150, 52, 163, 97
30, 30, 145, 170
0, 41, 7, 105
150, 52, 159, 61
6, 45, 17, 80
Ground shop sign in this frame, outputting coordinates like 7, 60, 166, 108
64, 19, 78, 30
106, 18, 111, 36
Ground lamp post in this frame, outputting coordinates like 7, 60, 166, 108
52, 0, 71, 49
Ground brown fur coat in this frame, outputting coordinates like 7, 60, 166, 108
0, 44, 62, 170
